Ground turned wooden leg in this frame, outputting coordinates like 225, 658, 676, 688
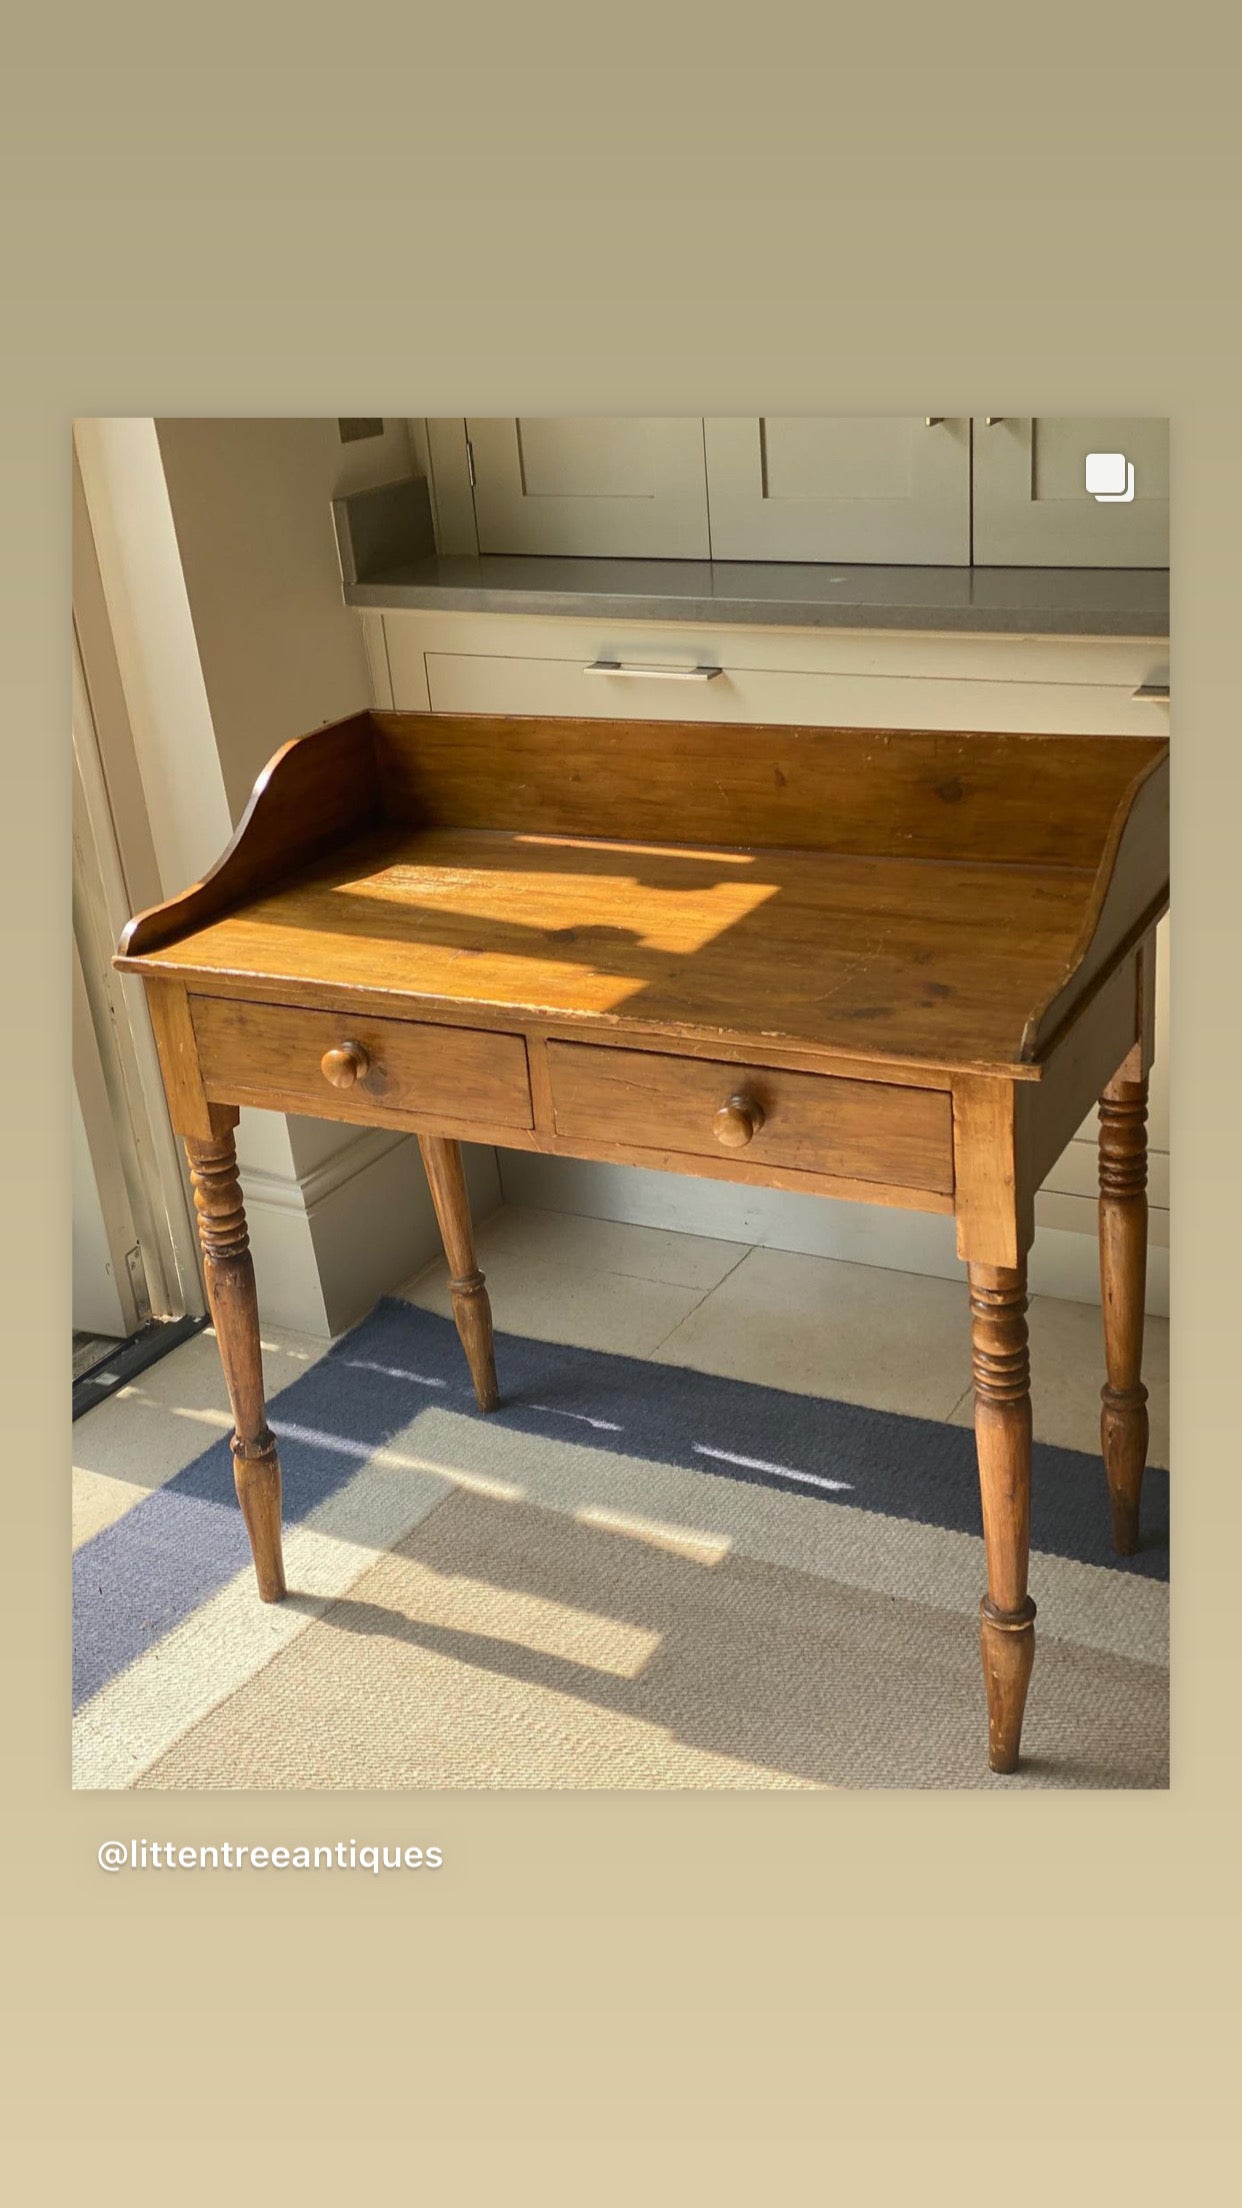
969, 1263, 1036, 1774
185, 1117, 286, 1602
1098, 1069, 1149, 1555
418, 1135, 500, 1411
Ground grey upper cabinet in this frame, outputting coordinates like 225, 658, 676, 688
972, 417, 1169, 567
703, 417, 972, 564
465, 417, 711, 557
431, 416, 1169, 568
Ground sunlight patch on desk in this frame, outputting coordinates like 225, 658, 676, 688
514, 833, 758, 866
330, 860, 781, 957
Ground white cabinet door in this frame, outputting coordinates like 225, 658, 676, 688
465, 418, 711, 557
972, 417, 1169, 566
703, 417, 971, 562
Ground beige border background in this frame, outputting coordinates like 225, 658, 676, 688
4, 22, 1239, 2201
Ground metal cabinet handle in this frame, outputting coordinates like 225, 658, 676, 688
584, 661, 723, 682
1131, 683, 1170, 701
924, 417, 944, 427
984, 417, 1004, 426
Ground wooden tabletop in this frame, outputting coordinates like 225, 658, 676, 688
129, 821, 1112, 1075
117, 709, 1170, 1084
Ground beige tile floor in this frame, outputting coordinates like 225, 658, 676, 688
401, 1205, 1171, 1464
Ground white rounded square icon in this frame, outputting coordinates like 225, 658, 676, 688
1085, 451, 1128, 495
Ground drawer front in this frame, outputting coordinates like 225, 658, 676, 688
420, 648, 1171, 740
387, 608, 1168, 692
547, 1042, 953, 1195
191, 995, 533, 1129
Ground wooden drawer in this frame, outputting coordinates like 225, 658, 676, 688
190, 995, 533, 1130
547, 1042, 954, 1195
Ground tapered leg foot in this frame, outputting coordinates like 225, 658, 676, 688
980, 1596, 1037, 1774
448, 1274, 500, 1413
1100, 1391, 1148, 1557
969, 1263, 1035, 1773
418, 1135, 500, 1412
231, 1433, 286, 1603
1098, 1073, 1149, 1556
186, 1118, 287, 1602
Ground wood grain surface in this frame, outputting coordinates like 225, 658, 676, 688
370, 710, 1162, 867
116, 711, 1169, 1081
418, 1134, 500, 1413
190, 992, 533, 1129
123, 825, 1107, 1074
184, 1117, 286, 1603
969, 1261, 1037, 1773
547, 1040, 954, 1192
120, 713, 381, 960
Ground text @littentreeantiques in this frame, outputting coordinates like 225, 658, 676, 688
98, 1840, 443, 1874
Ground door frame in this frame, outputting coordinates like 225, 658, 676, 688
72, 524, 205, 1324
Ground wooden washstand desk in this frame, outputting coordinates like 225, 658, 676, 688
117, 710, 1169, 1776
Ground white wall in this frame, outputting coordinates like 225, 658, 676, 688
74, 417, 500, 1337
498, 1153, 1168, 1317
153, 417, 411, 819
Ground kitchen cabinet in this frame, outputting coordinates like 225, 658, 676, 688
703, 416, 971, 563
464, 417, 711, 557
428, 416, 1169, 567
971, 416, 1169, 566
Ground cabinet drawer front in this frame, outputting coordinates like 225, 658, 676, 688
191, 996, 533, 1129
547, 1042, 953, 1194
424, 650, 1170, 740
389, 609, 1168, 691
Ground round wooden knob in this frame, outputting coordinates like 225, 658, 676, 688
712, 1093, 764, 1148
320, 1041, 370, 1089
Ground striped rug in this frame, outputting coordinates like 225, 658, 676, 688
73, 1298, 1169, 1791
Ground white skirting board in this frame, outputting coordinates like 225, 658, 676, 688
241, 1131, 502, 1338
497, 1152, 1169, 1318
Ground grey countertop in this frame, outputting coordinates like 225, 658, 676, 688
343, 553, 1169, 637
332, 478, 1169, 638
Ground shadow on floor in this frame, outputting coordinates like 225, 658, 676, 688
137, 1487, 1168, 1793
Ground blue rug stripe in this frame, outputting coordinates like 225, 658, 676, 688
73, 1298, 1169, 1712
